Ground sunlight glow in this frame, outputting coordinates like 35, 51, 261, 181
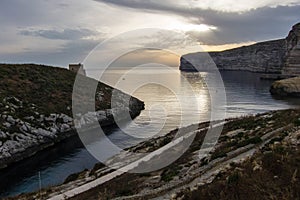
168, 22, 217, 32
190, 0, 300, 12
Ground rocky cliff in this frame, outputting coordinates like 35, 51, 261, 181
0, 64, 144, 169
180, 23, 300, 75
282, 23, 300, 75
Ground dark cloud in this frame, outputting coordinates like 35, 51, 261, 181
190, 5, 300, 44
94, 0, 181, 14
95, 0, 300, 45
19, 28, 102, 40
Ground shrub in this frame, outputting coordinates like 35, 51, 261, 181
161, 166, 181, 182
227, 171, 239, 185
294, 118, 300, 126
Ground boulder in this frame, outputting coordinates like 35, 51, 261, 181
270, 76, 300, 97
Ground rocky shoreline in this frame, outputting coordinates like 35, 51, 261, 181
9, 109, 300, 200
0, 96, 144, 170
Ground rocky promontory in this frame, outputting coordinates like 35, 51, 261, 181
270, 76, 300, 97
0, 64, 144, 170
180, 22, 300, 76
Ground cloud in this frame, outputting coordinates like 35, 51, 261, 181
184, 5, 300, 45
0, 0, 299, 66
0, 38, 103, 67
95, 0, 300, 45
95, 0, 300, 14
19, 28, 103, 40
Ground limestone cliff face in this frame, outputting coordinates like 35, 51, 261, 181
180, 23, 300, 75
282, 23, 300, 75
180, 39, 286, 73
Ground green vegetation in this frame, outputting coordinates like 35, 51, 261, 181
64, 169, 88, 184
211, 150, 227, 160
161, 165, 182, 182
236, 136, 262, 148
294, 118, 300, 126
9, 109, 300, 200
0, 64, 113, 116
227, 171, 239, 185
182, 143, 300, 200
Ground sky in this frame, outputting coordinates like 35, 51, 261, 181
0, 0, 299, 68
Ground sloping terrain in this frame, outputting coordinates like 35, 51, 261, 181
0, 64, 144, 169
10, 109, 300, 200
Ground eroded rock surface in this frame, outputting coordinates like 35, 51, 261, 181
270, 76, 300, 97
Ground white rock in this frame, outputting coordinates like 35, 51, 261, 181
74, 120, 82, 129
25, 116, 35, 121
3, 122, 11, 128
62, 116, 72, 123
3, 140, 21, 153
6, 116, 15, 124
49, 127, 58, 134
37, 128, 54, 138
60, 124, 70, 132
45, 114, 57, 122
96, 111, 107, 120
0, 131, 7, 139
20, 124, 28, 132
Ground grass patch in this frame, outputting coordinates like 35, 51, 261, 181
294, 118, 300, 126
0, 64, 114, 116
161, 165, 182, 182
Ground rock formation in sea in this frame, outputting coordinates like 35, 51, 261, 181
180, 22, 300, 76
270, 76, 300, 97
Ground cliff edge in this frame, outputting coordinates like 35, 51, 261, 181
0, 64, 144, 169
180, 22, 300, 76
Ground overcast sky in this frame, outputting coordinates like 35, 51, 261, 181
0, 0, 299, 68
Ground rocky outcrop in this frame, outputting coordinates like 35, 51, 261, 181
282, 23, 300, 75
270, 76, 300, 97
0, 95, 144, 170
180, 22, 300, 76
0, 64, 145, 170
180, 39, 286, 73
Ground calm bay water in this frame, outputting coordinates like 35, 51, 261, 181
0, 70, 299, 197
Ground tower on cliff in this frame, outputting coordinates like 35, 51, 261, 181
69, 63, 86, 76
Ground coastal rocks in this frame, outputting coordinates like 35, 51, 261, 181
270, 76, 300, 97
180, 22, 300, 76
0, 94, 144, 169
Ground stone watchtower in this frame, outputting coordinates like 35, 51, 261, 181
69, 63, 86, 76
